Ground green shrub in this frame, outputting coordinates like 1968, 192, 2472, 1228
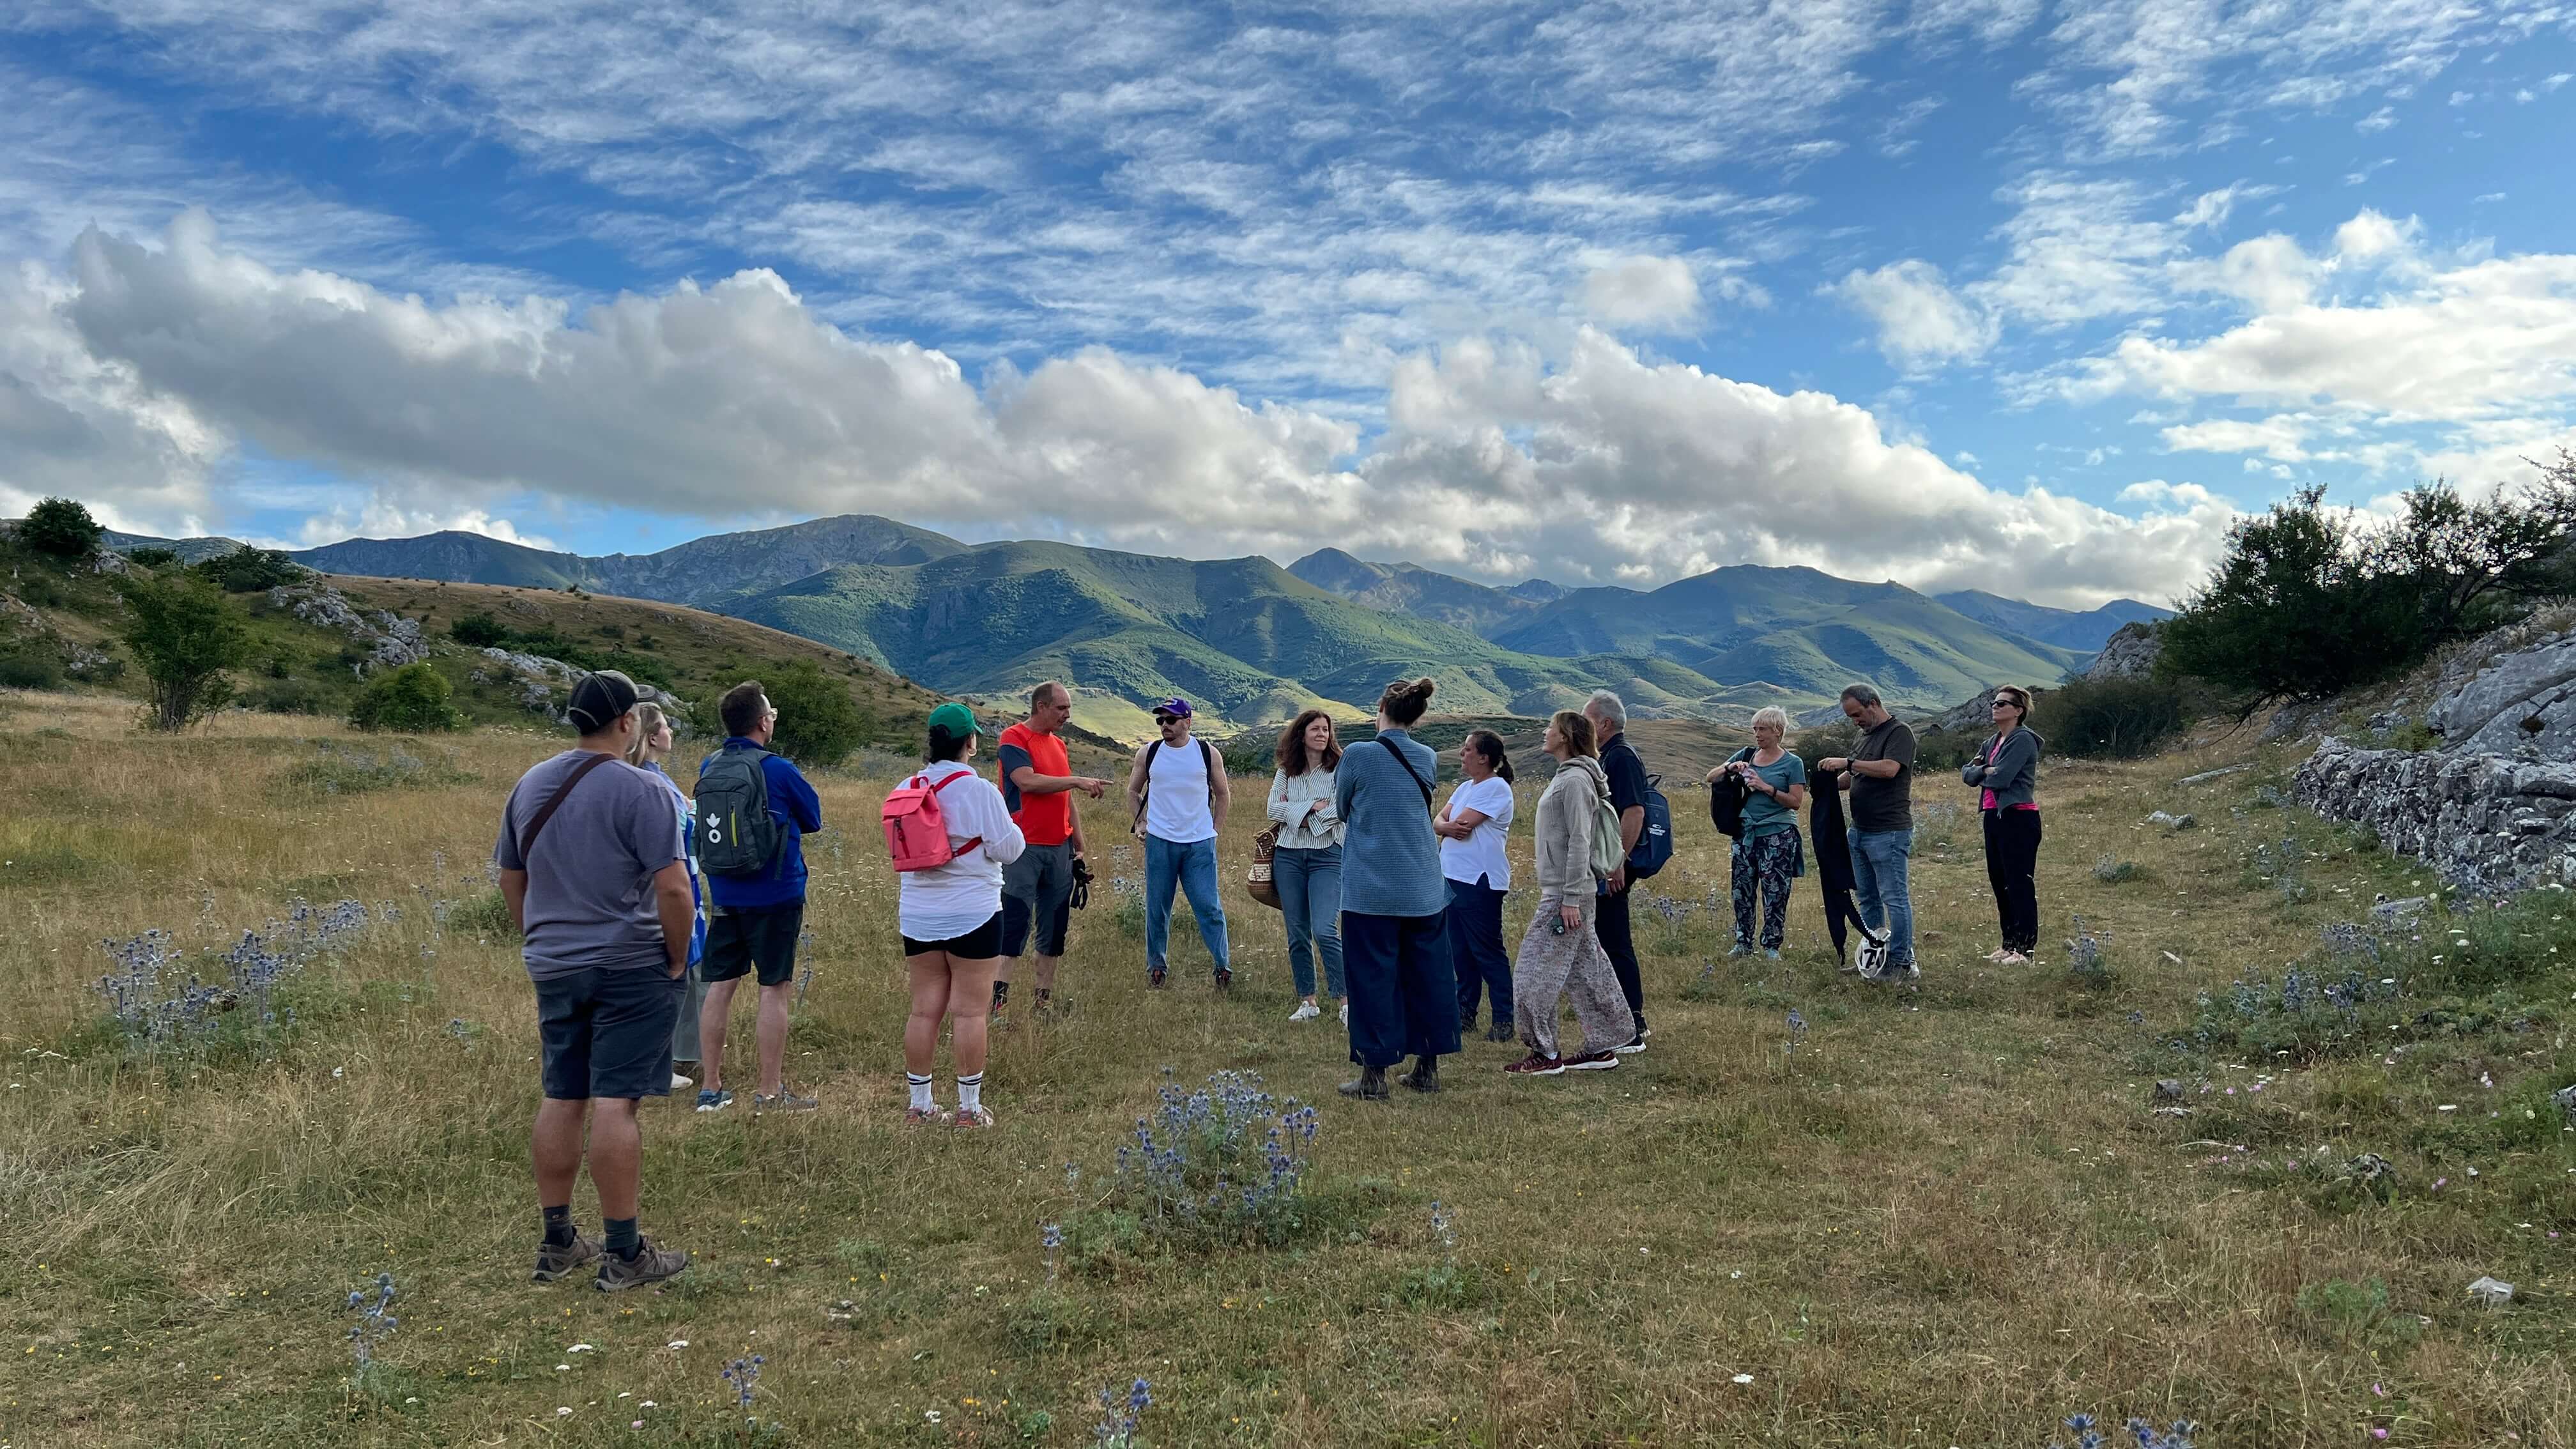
2046, 674, 2195, 759
764, 658, 870, 767
114, 571, 250, 730
448, 611, 510, 648
124, 546, 179, 568
348, 663, 462, 732
19, 497, 104, 558
194, 547, 304, 593
247, 677, 332, 715
0, 645, 65, 690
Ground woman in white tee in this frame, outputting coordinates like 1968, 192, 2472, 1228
897, 703, 1025, 1127
1436, 729, 1517, 1043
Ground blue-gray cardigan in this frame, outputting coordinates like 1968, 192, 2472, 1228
1331, 729, 1446, 917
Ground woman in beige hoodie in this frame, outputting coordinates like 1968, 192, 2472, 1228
1504, 710, 1630, 1076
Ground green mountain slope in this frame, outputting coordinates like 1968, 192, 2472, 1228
284, 516, 967, 604
1933, 588, 2171, 652
719, 541, 1732, 734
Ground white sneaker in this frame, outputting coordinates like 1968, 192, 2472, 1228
670, 1071, 694, 1091
1288, 1002, 1321, 1022
1338, 1002, 1349, 1025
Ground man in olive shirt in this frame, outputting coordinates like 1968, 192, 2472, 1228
1820, 683, 1919, 980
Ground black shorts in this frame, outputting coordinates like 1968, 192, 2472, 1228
902, 910, 1004, 959
535, 964, 684, 1100
703, 900, 805, 987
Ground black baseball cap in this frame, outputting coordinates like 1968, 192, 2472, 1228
567, 670, 641, 734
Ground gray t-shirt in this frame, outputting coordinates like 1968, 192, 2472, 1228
1850, 717, 1918, 834
493, 750, 685, 979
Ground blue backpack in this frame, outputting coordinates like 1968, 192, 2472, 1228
1628, 772, 1675, 880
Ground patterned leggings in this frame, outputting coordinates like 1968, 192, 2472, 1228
1729, 830, 1801, 951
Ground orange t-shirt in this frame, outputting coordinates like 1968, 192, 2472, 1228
997, 722, 1073, 847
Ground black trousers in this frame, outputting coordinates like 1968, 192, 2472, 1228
1594, 885, 1644, 1031
1342, 910, 1462, 1068
1982, 809, 2043, 953
1447, 877, 1512, 1027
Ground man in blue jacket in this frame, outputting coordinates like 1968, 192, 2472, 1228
694, 680, 825, 1114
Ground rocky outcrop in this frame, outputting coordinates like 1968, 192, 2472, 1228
2085, 620, 2162, 680
2294, 625, 2576, 894
269, 585, 429, 673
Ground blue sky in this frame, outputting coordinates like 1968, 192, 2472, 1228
2, 1, 2572, 606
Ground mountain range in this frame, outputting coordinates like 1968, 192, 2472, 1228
103, 515, 2168, 733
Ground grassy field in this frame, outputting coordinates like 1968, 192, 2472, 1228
3, 693, 2573, 1447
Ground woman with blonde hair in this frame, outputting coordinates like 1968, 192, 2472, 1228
625, 702, 709, 1095
1503, 710, 1629, 1076
1708, 705, 1807, 960
1266, 709, 1347, 1023
1961, 686, 2045, 965
1331, 678, 1459, 1100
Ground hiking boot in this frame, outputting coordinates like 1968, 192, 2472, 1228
694, 1089, 735, 1114
905, 1103, 949, 1126
753, 1089, 820, 1114
1612, 1032, 1647, 1055
1337, 1065, 1390, 1100
1562, 1050, 1620, 1071
953, 1103, 995, 1129
532, 1230, 601, 1283
1483, 1022, 1515, 1043
594, 1238, 688, 1293
1503, 1052, 1565, 1076
1398, 1055, 1441, 1093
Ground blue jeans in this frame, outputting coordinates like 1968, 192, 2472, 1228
1848, 827, 1915, 965
1273, 844, 1344, 999
1144, 834, 1230, 974
1446, 877, 1510, 1027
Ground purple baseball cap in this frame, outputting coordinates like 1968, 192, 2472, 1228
1152, 697, 1193, 719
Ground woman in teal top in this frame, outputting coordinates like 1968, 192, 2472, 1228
1710, 706, 1807, 958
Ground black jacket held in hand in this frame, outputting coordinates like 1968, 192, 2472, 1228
1709, 747, 1753, 839
1807, 762, 1872, 964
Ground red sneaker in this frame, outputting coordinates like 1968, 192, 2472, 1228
1503, 1053, 1566, 1076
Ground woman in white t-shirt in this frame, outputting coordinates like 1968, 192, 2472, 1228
1436, 729, 1518, 1043
896, 703, 1025, 1128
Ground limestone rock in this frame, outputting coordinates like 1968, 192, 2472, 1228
2085, 620, 2162, 680
267, 584, 428, 673
2428, 631, 2576, 759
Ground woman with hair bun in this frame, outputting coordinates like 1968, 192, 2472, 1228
893, 703, 1025, 1127
1330, 678, 1460, 1100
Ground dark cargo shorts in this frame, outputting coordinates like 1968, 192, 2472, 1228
535, 963, 684, 1100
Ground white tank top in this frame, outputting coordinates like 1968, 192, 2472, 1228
1142, 737, 1217, 843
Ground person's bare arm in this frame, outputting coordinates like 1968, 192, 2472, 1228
652, 862, 693, 976
1619, 804, 1644, 854
502, 869, 530, 934
1124, 746, 1153, 831
1848, 757, 1901, 779
1208, 765, 1232, 829
1010, 765, 1108, 799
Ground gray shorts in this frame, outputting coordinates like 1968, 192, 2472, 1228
1002, 842, 1077, 957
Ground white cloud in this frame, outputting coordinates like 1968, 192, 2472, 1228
1825, 260, 1998, 367
3, 215, 2230, 606
2159, 415, 2322, 462
2355, 105, 2396, 132
1579, 256, 1704, 332
2332, 208, 2418, 263
2174, 233, 2320, 313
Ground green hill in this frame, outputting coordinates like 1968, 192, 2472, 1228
716, 541, 1731, 737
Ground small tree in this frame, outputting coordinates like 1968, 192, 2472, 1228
125, 546, 179, 569
115, 572, 250, 730
448, 611, 510, 648
763, 659, 870, 767
195, 548, 305, 593
20, 498, 105, 558
2044, 675, 2195, 759
349, 663, 463, 732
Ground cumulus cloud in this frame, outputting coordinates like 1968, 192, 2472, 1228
1579, 256, 1705, 332
2, 214, 2227, 607
1827, 260, 1998, 367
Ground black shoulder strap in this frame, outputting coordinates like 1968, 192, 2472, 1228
518, 752, 617, 863
1378, 737, 1434, 811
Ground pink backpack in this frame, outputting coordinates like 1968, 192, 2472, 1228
882, 770, 984, 872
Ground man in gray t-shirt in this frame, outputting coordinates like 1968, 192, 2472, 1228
494, 670, 695, 1292
1821, 683, 1922, 978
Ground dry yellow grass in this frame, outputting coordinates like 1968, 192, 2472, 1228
1, 693, 2571, 1447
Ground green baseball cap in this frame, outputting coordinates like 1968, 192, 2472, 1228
928, 702, 984, 738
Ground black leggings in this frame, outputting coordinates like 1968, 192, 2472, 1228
1982, 809, 2043, 953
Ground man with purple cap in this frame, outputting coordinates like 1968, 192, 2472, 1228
1121, 696, 1232, 988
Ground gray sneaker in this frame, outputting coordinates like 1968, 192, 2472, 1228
595, 1238, 689, 1293
753, 1089, 820, 1114
532, 1231, 601, 1283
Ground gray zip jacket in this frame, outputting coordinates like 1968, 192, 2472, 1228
1961, 727, 2044, 810
1533, 755, 1611, 907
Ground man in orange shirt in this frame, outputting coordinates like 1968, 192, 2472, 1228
993, 681, 1108, 1013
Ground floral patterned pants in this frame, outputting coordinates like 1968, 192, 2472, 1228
1729, 829, 1802, 951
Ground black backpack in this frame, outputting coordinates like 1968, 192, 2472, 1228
695, 747, 784, 877
1710, 747, 1754, 839
1630, 772, 1675, 879
1131, 737, 1218, 830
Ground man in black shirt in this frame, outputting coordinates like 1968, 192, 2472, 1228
1819, 683, 1919, 979
1583, 691, 1651, 1050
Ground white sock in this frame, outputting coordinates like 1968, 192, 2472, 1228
956, 1072, 983, 1111
907, 1073, 933, 1110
